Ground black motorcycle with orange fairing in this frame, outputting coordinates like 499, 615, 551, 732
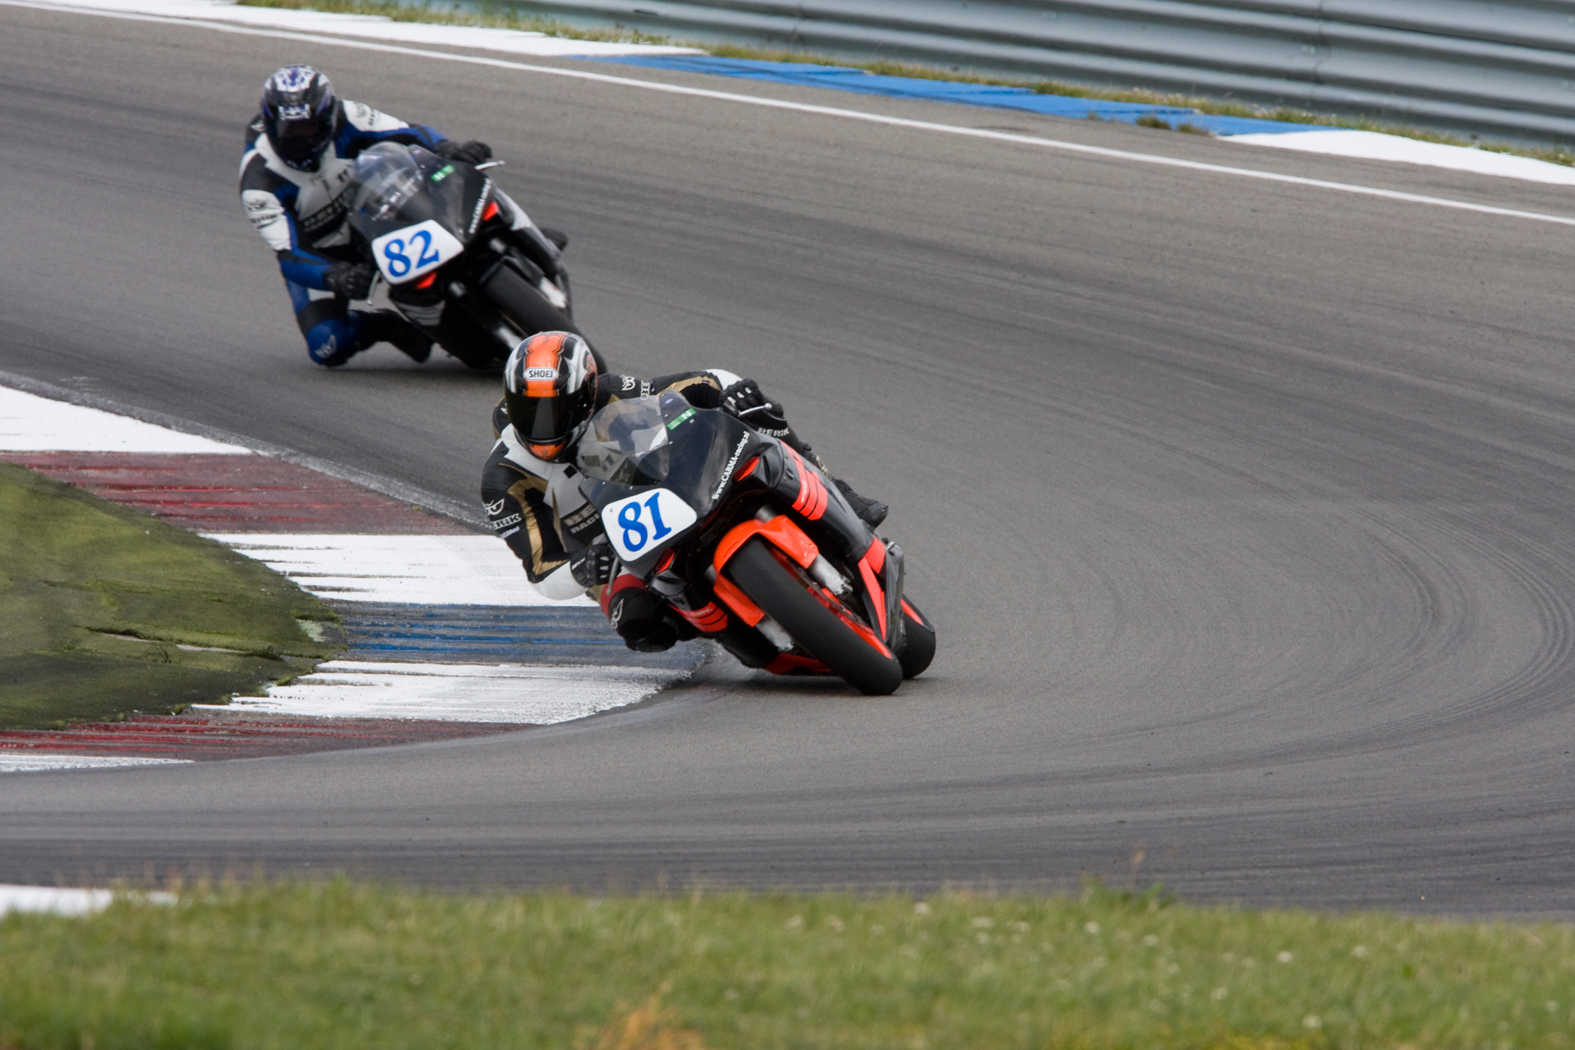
575, 389, 935, 694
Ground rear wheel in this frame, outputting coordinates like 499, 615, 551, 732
726, 538, 903, 696
481, 265, 607, 371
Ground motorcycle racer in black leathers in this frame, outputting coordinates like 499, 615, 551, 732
480, 332, 887, 652
240, 65, 561, 368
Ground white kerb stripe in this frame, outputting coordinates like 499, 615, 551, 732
7, 0, 1575, 228
0, 754, 194, 773
200, 660, 687, 723
206, 534, 598, 606
1228, 130, 1575, 187
0, 387, 250, 453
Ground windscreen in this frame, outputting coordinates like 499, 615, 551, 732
349, 142, 471, 232
576, 395, 671, 485
350, 142, 424, 220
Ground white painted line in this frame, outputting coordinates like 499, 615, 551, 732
0, 884, 178, 916
1230, 129, 1575, 186
199, 660, 684, 722
0, 885, 113, 915
31, 0, 700, 54
0, 754, 194, 773
0, 387, 250, 454
6, 0, 1573, 227
205, 533, 595, 606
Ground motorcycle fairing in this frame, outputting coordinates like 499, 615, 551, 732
344, 143, 494, 285
577, 390, 769, 577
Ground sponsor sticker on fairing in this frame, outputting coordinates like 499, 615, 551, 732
712, 434, 752, 499
525, 367, 558, 382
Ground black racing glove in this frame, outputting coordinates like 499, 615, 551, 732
568, 539, 616, 588
719, 379, 790, 438
434, 139, 493, 165
323, 261, 375, 300
608, 588, 681, 653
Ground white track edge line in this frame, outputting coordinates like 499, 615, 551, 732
9, 0, 1575, 229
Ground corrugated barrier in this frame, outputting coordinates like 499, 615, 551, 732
521, 0, 1575, 144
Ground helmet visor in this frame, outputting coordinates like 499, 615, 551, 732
517, 393, 582, 445
273, 115, 333, 162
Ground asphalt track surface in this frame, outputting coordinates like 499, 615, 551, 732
5, 5, 1575, 913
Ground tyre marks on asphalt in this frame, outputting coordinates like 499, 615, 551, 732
0, 385, 699, 770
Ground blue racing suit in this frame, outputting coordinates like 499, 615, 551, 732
239, 100, 446, 365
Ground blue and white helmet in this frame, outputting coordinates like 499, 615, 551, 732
261, 65, 339, 171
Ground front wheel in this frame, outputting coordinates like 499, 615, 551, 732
896, 599, 935, 679
725, 538, 903, 696
480, 265, 607, 372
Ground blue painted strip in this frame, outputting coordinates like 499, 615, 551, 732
333, 603, 704, 670
588, 56, 1333, 137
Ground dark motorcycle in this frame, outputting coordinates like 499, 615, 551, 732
575, 389, 935, 695
345, 141, 593, 370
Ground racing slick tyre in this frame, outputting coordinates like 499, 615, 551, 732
896, 599, 936, 679
481, 265, 608, 372
726, 538, 903, 696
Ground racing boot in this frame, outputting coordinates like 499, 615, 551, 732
359, 310, 433, 364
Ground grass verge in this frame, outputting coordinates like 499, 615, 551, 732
236, 0, 1575, 167
0, 460, 341, 728
1, 878, 1572, 1048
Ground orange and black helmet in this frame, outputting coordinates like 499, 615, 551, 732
502, 332, 599, 461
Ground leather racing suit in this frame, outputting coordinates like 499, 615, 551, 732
240, 101, 563, 366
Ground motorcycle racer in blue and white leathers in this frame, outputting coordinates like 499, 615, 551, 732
239, 64, 498, 367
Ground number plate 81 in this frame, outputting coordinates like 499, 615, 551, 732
601, 488, 699, 563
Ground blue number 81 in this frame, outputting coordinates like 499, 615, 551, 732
618, 502, 648, 551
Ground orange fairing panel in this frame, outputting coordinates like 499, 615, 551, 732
712, 516, 819, 628
714, 515, 819, 575
784, 447, 829, 520
765, 652, 833, 676
712, 575, 764, 627
675, 600, 729, 633
858, 537, 889, 639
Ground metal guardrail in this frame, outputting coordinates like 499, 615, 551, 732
520, 1, 1575, 144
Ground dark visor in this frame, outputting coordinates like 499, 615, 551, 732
520, 394, 580, 444
274, 116, 332, 159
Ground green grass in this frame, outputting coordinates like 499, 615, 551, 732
236, 0, 1575, 168
0, 460, 341, 728
1, 878, 1572, 1049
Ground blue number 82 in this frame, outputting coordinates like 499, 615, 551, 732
381, 238, 411, 278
